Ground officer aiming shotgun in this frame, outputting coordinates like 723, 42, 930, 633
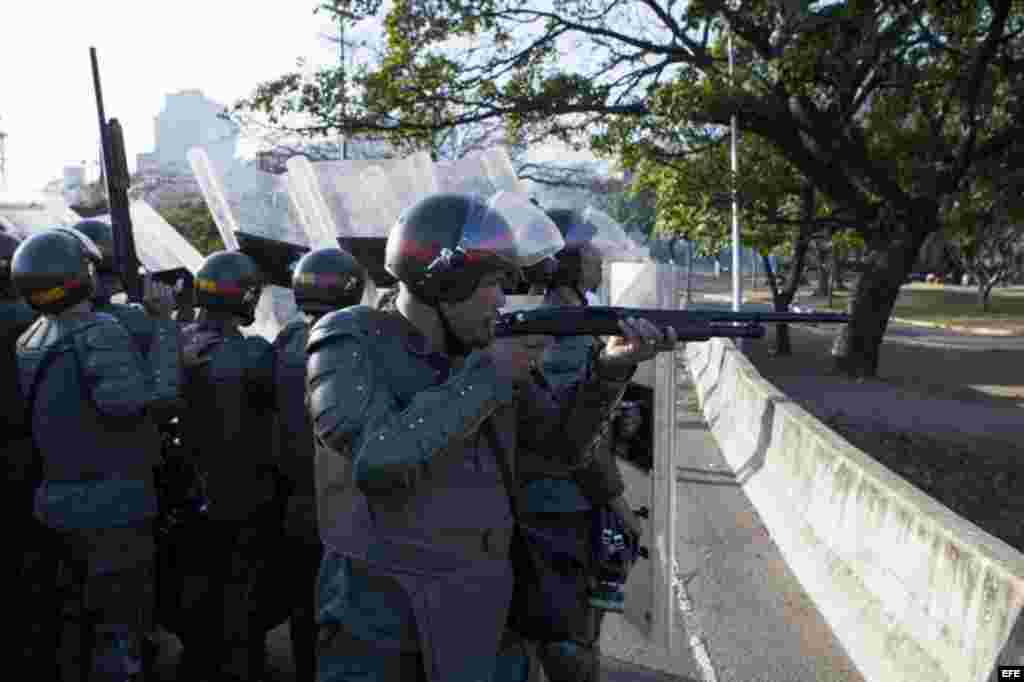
234, 229, 850, 341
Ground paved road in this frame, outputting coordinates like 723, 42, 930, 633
664, 355, 864, 682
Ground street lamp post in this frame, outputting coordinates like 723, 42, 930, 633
729, 29, 744, 349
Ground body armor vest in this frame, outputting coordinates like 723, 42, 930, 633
17, 314, 160, 531
181, 320, 277, 522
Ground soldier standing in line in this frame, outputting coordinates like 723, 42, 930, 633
176, 250, 280, 682
272, 246, 367, 682
1, 231, 37, 523
306, 191, 677, 682
71, 219, 180, 355
14, 226, 182, 681
514, 208, 644, 682
1, 230, 39, 667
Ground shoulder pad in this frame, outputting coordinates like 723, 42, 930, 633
307, 305, 376, 354
242, 334, 274, 364
273, 319, 307, 350
306, 310, 375, 452
101, 302, 152, 331
77, 318, 149, 419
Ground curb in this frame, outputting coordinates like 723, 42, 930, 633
888, 316, 1019, 337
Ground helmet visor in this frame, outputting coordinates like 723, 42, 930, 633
466, 191, 563, 268
564, 206, 635, 257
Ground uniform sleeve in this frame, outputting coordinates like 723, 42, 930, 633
78, 318, 155, 419
542, 334, 594, 391
516, 368, 627, 506
305, 307, 516, 496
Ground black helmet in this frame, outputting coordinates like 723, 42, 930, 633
194, 251, 264, 325
292, 247, 368, 315
1, 231, 21, 295
12, 227, 103, 314
72, 219, 116, 272
385, 193, 521, 305
545, 208, 591, 288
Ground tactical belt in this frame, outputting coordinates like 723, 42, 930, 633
435, 527, 514, 561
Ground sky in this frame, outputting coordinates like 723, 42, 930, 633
0, 1, 351, 195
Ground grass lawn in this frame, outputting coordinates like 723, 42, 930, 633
743, 283, 1024, 333
742, 323, 1024, 554
823, 285, 1024, 332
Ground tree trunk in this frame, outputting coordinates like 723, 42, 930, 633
833, 245, 847, 291
981, 282, 995, 311
831, 204, 935, 378
767, 188, 815, 357
815, 243, 831, 298
766, 248, 807, 356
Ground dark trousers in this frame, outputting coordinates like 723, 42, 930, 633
290, 537, 324, 682
520, 510, 605, 682
21, 525, 156, 682
178, 520, 267, 682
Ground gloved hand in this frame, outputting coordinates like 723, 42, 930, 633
142, 274, 177, 319
613, 401, 644, 440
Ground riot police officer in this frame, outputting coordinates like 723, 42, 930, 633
514, 208, 644, 682
14, 226, 181, 682
271, 246, 366, 682
306, 191, 677, 682
71, 219, 179, 348
177, 250, 279, 682
1, 231, 37, 524
1, 230, 39, 667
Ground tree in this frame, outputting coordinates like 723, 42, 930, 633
157, 201, 224, 256
239, 0, 1024, 377
632, 127, 855, 354
944, 151, 1024, 309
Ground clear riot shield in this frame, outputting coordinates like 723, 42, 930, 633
480, 147, 526, 195
287, 154, 437, 307
127, 201, 205, 274
597, 259, 683, 674
434, 151, 496, 198
188, 147, 306, 339
92, 206, 199, 275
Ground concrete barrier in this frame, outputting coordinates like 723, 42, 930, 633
684, 338, 1024, 682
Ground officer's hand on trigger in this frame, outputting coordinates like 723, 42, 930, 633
142, 274, 176, 319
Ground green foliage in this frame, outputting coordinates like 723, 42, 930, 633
157, 201, 224, 256
602, 189, 657, 239
233, 0, 1024, 374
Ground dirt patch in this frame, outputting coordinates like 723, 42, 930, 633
741, 323, 1024, 553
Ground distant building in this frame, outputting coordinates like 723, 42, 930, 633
62, 164, 86, 204
142, 89, 239, 178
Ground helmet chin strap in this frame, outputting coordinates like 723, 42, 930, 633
93, 272, 122, 305
435, 302, 472, 359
